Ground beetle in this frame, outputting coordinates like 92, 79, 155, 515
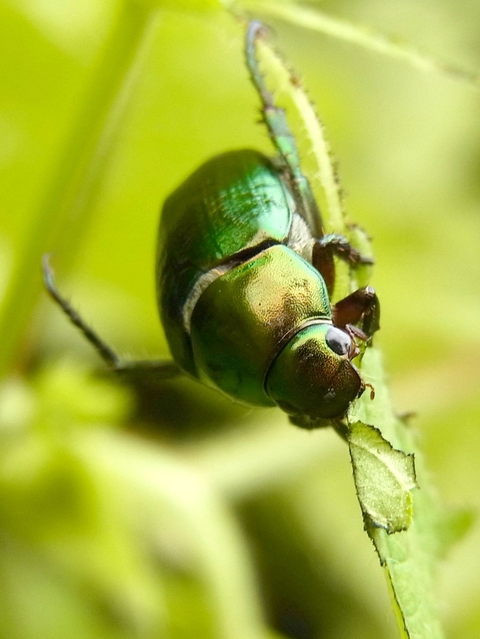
43, 21, 379, 428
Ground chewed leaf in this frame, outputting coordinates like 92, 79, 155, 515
347, 420, 417, 533
349, 348, 446, 638
252, 1, 480, 90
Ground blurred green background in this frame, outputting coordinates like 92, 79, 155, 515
0, 0, 479, 637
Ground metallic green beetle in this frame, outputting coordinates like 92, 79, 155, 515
44, 22, 379, 426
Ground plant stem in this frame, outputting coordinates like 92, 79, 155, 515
0, 2, 156, 379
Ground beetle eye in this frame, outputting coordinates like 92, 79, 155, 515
325, 327, 351, 355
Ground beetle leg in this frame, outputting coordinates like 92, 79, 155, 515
245, 21, 323, 238
311, 242, 336, 296
312, 236, 373, 296
42, 255, 181, 378
115, 359, 181, 381
313, 234, 373, 267
332, 286, 380, 339
346, 324, 369, 342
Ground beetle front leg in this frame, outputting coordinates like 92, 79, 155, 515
42, 255, 181, 379
332, 286, 380, 340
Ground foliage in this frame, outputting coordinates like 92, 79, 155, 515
1, 1, 479, 638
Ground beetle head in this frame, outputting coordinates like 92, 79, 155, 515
265, 323, 364, 420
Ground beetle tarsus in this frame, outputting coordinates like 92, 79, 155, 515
246, 22, 275, 107
365, 382, 375, 400
315, 234, 374, 267
42, 254, 121, 368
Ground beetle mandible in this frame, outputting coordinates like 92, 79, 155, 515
43, 21, 379, 427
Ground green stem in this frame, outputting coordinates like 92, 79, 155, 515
0, 2, 156, 379
245, 26, 445, 638
249, 0, 480, 90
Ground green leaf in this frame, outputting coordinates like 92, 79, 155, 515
251, 25, 447, 638
346, 420, 416, 534
350, 348, 446, 639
